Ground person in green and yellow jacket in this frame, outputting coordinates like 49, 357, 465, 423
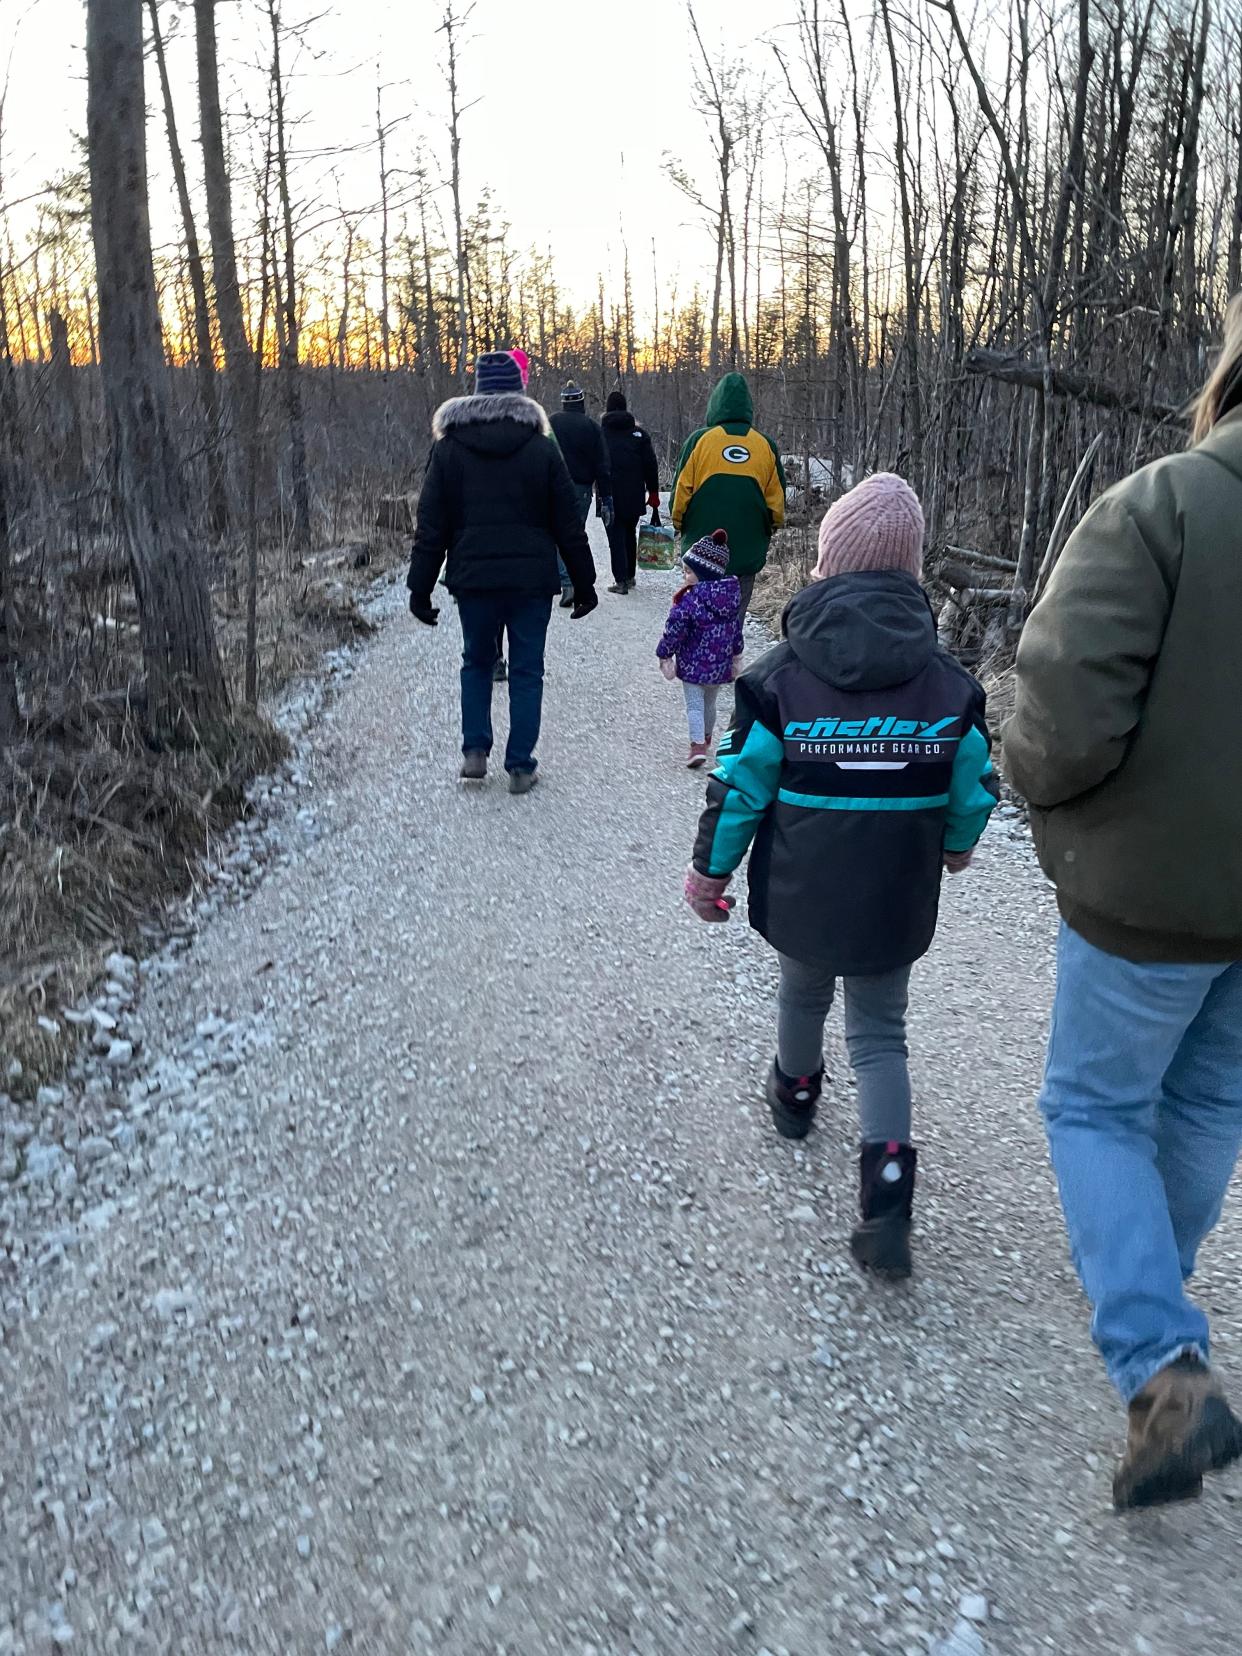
670, 373, 786, 616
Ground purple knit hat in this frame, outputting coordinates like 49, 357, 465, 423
814, 473, 925, 581
684, 528, 731, 580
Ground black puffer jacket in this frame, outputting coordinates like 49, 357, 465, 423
549, 406, 613, 493
692, 572, 998, 973
601, 409, 660, 520
408, 393, 596, 600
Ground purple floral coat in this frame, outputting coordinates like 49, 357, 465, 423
656, 577, 745, 684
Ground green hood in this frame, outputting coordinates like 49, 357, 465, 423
705, 372, 754, 428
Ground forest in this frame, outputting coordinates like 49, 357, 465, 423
1, 0, 1238, 1054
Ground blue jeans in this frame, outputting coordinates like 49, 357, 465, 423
1040, 923, 1242, 1401
457, 592, 552, 774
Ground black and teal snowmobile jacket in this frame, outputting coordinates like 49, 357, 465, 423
692, 570, 998, 973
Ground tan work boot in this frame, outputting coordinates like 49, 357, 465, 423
1113, 1355, 1242, 1511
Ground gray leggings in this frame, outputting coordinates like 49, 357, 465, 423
776, 954, 913, 1144
683, 683, 720, 744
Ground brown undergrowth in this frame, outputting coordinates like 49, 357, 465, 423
1, 531, 406, 1094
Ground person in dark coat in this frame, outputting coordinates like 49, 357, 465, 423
408, 351, 598, 794
684, 474, 997, 1279
600, 390, 660, 594
549, 383, 613, 607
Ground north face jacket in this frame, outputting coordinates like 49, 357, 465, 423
549, 406, 613, 495
670, 373, 787, 576
693, 570, 998, 973
601, 408, 660, 520
408, 393, 595, 600
1004, 406, 1242, 963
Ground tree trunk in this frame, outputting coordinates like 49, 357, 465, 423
440, 6, 471, 388
246, 150, 276, 707
148, 0, 229, 540
47, 308, 86, 510
267, 0, 312, 552
195, 2, 254, 396
879, 0, 924, 490
708, 198, 725, 376
377, 78, 392, 377
86, 0, 228, 744
0, 460, 19, 745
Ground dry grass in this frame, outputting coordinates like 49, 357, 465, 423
0, 530, 407, 1095
748, 519, 819, 638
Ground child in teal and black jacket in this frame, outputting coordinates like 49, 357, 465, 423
684, 473, 998, 1279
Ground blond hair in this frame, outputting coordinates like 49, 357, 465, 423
1190, 292, 1242, 444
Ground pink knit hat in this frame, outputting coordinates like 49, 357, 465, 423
814, 472, 925, 581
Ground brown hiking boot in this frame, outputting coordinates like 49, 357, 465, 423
1113, 1355, 1242, 1511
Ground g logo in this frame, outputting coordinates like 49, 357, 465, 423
722, 444, 751, 464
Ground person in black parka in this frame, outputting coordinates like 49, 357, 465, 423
600, 390, 661, 593
408, 351, 598, 793
549, 383, 613, 606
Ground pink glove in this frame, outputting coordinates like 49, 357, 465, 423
659, 657, 677, 682
943, 849, 974, 875
684, 865, 735, 922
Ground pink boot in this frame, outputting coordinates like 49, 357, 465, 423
687, 742, 709, 768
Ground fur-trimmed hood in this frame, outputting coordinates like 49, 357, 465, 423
432, 393, 551, 457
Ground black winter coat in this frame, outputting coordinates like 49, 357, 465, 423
601, 410, 660, 521
408, 394, 596, 600
549, 407, 613, 493
692, 572, 999, 973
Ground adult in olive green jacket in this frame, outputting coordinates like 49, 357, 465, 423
670, 373, 786, 615
1004, 299, 1242, 1515
1004, 400, 1242, 962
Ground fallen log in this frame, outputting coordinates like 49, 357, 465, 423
942, 544, 1019, 573
964, 347, 1185, 425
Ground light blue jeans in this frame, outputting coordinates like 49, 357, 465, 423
1040, 923, 1242, 1402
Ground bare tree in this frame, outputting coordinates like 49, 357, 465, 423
438, 3, 474, 387
148, 0, 229, 539
266, 0, 312, 550
686, 4, 743, 374
85, 0, 228, 742
879, 0, 925, 490
195, 0, 257, 520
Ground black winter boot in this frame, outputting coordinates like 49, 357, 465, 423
765, 1062, 824, 1140
850, 1142, 917, 1279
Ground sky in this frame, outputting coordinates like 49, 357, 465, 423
0, 0, 804, 316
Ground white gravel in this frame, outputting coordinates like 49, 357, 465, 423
3, 520, 1242, 1654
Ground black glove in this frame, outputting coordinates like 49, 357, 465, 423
571, 588, 599, 620
409, 591, 440, 626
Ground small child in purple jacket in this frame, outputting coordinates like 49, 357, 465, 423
657, 528, 745, 767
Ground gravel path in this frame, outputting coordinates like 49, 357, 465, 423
4, 525, 1242, 1655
